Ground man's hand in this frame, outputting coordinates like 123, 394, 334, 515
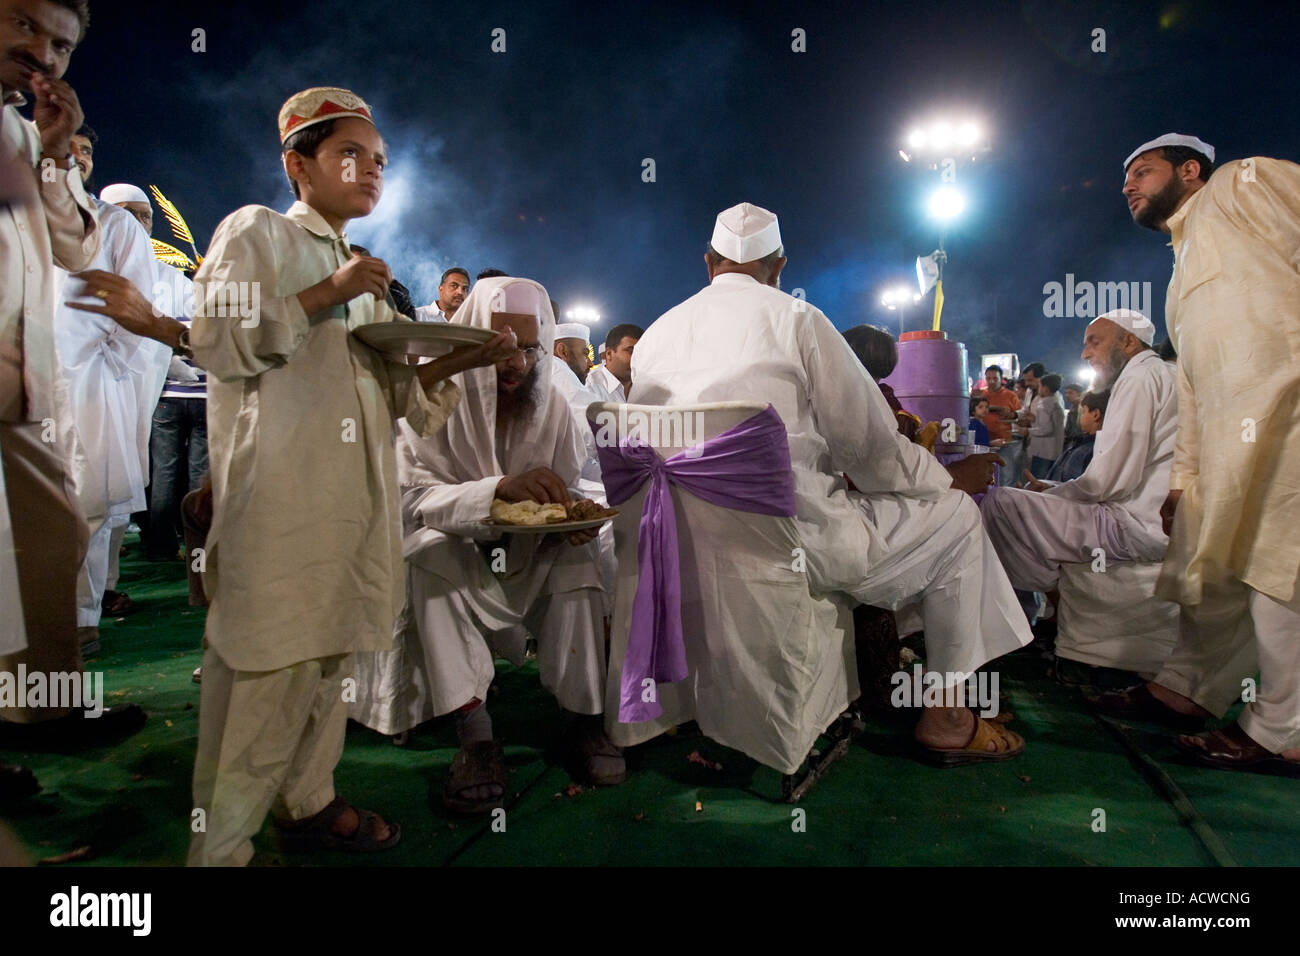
1020, 410, 1035, 424
1020, 469, 1050, 492
66, 270, 183, 347
945, 452, 1003, 495
565, 527, 598, 547
299, 252, 392, 316
1160, 489, 1183, 537
32, 75, 83, 161
496, 467, 571, 505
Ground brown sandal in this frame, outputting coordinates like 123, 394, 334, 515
1176, 724, 1300, 777
442, 740, 507, 814
924, 714, 1024, 767
272, 795, 401, 852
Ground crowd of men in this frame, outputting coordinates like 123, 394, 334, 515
2, 0, 1298, 866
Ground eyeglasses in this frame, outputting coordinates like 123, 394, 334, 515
519, 345, 546, 361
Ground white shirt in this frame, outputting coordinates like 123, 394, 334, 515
414, 303, 448, 323
1043, 349, 1177, 558
630, 272, 952, 594
549, 354, 602, 487
586, 362, 626, 402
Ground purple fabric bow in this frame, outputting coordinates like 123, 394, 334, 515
592, 405, 796, 723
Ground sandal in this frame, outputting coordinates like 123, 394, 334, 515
924, 714, 1024, 767
442, 740, 507, 814
272, 795, 401, 853
564, 719, 626, 786
1175, 724, 1300, 778
101, 590, 135, 617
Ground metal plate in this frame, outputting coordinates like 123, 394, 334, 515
482, 514, 618, 534
352, 321, 494, 358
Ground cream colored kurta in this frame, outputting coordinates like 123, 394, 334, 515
1159, 157, 1300, 606
191, 201, 460, 671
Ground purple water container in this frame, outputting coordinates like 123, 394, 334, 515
882, 330, 995, 491
881, 330, 970, 438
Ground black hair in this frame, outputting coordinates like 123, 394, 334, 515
1160, 145, 1214, 183
440, 267, 469, 285
281, 118, 339, 199
1040, 373, 1062, 394
705, 242, 784, 271
842, 324, 898, 381
1080, 389, 1109, 417
476, 268, 509, 280
1156, 337, 1177, 361
970, 395, 989, 415
1064, 383, 1083, 394
1023, 362, 1046, 378
52, 0, 90, 41
604, 324, 644, 352
74, 123, 97, 144
985, 364, 1003, 375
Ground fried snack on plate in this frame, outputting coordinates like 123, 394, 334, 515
566, 499, 618, 521
490, 499, 567, 526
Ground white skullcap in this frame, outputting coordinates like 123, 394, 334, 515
710, 202, 782, 263
99, 183, 150, 205
1096, 308, 1156, 346
553, 323, 590, 343
1123, 133, 1216, 171
487, 278, 545, 317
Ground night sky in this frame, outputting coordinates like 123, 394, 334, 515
70, 0, 1300, 382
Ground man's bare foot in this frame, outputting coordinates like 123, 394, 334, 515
916, 707, 1000, 751
329, 804, 393, 843
1146, 682, 1211, 719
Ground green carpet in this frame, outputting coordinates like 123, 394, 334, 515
2, 538, 1297, 867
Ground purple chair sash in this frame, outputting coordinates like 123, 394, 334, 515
592, 405, 796, 723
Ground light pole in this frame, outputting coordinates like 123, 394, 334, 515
880, 286, 921, 337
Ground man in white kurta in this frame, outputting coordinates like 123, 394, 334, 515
1, 40, 101, 727
55, 193, 163, 639
1099, 133, 1300, 767
982, 310, 1177, 592
630, 203, 1033, 760
351, 279, 612, 796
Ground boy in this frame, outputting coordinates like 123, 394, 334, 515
1047, 388, 1106, 482
968, 396, 991, 447
1024, 373, 1066, 480
187, 87, 516, 866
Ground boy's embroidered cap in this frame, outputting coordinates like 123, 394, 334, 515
279, 87, 373, 144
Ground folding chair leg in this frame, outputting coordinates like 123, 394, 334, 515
782, 708, 866, 803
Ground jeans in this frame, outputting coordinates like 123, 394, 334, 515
143, 397, 208, 559
1029, 456, 1055, 480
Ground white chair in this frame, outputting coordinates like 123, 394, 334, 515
1056, 560, 1179, 678
586, 401, 859, 790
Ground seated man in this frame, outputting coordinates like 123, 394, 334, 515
351, 277, 617, 811
631, 202, 1033, 764
980, 311, 1177, 656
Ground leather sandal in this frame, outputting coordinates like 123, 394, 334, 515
1086, 683, 1209, 732
924, 714, 1024, 767
273, 795, 401, 852
442, 740, 507, 814
1175, 723, 1300, 777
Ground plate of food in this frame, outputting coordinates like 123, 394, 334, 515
352, 321, 495, 359
485, 498, 619, 533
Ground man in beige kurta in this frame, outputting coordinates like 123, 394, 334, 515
1097, 133, 1300, 769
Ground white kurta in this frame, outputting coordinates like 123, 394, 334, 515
1159, 157, 1300, 607
631, 272, 1032, 678
350, 278, 605, 734
190, 201, 460, 672
54, 201, 158, 521
0, 454, 23, 655
982, 348, 1178, 592
1025, 392, 1065, 461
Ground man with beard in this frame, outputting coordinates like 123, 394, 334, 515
0, 0, 150, 749
350, 277, 618, 813
415, 266, 469, 323
1093, 134, 1300, 774
980, 311, 1177, 659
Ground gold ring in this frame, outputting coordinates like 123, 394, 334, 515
94, 289, 109, 299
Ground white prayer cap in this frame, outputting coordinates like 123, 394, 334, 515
554, 322, 590, 343
1123, 133, 1216, 171
487, 277, 546, 318
1095, 308, 1156, 346
99, 183, 150, 205
710, 202, 782, 263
